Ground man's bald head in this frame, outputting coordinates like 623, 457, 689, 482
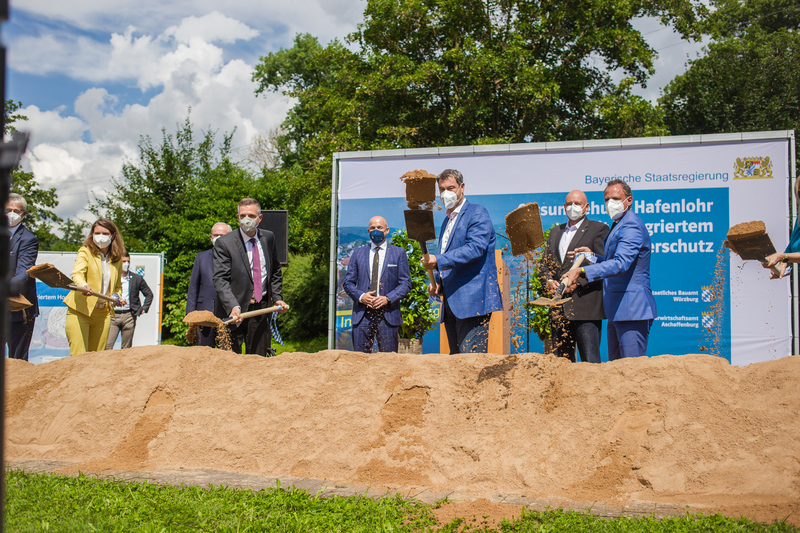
565, 190, 588, 206
564, 190, 589, 223
368, 216, 388, 232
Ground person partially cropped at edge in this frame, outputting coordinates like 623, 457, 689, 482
763, 177, 800, 277
6, 193, 39, 361
422, 169, 503, 354
213, 198, 288, 356
561, 179, 657, 360
342, 216, 411, 353
64, 218, 126, 356
539, 190, 608, 363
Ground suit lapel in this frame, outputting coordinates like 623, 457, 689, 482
380, 244, 392, 279
550, 224, 565, 266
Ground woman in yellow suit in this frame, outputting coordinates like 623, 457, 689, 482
64, 218, 127, 355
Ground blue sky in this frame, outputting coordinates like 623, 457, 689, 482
4, 0, 706, 224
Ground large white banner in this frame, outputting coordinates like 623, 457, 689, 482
28, 252, 164, 364
333, 133, 795, 366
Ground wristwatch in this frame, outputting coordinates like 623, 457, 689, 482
385, 296, 391, 306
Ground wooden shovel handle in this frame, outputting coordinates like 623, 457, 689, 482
69, 284, 119, 304
223, 305, 286, 324
419, 241, 438, 287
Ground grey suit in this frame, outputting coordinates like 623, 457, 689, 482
213, 228, 283, 356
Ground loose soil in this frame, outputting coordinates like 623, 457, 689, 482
505, 203, 544, 256
5, 348, 800, 526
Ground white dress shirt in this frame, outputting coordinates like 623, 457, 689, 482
360, 240, 387, 300
559, 217, 585, 263
240, 228, 268, 298
440, 199, 466, 252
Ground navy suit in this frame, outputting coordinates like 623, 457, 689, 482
584, 209, 657, 360
8, 224, 39, 361
342, 243, 411, 352
435, 199, 503, 353
187, 248, 218, 347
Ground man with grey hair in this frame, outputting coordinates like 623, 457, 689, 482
6, 193, 39, 360
422, 169, 503, 353
187, 222, 232, 347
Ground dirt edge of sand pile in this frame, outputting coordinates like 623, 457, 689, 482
5, 347, 800, 524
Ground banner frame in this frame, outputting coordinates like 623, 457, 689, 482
329, 130, 797, 354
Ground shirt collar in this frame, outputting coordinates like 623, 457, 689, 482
240, 227, 259, 243
371, 240, 386, 252
447, 197, 466, 219
566, 216, 585, 231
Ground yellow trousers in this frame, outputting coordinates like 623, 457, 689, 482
66, 307, 111, 356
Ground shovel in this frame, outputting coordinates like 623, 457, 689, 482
725, 220, 782, 277
530, 254, 588, 307
27, 263, 120, 304
505, 203, 545, 256
183, 305, 286, 328
403, 209, 438, 286
8, 295, 32, 311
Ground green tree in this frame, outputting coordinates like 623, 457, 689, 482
660, 0, 799, 167
93, 114, 274, 341
253, 0, 706, 262
4, 99, 63, 245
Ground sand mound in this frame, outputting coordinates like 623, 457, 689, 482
5, 348, 800, 521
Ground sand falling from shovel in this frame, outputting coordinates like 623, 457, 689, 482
399, 169, 439, 210
701, 244, 729, 358
184, 311, 233, 351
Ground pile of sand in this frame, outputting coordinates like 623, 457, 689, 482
5, 348, 800, 522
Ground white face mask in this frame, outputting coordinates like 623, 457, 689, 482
122, 261, 129, 272
240, 216, 259, 234
6, 211, 22, 227
211, 236, 220, 244
93, 234, 112, 248
605, 199, 627, 220
565, 204, 584, 221
440, 190, 458, 210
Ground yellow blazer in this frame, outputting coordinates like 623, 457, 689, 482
63, 246, 123, 317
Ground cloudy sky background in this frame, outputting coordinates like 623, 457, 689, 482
5, 0, 707, 225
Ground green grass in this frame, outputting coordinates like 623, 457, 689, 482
5, 470, 797, 532
274, 334, 328, 355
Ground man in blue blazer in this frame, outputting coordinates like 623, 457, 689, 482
563, 179, 657, 360
187, 222, 231, 346
422, 169, 503, 354
6, 194, 39, 361
342, 216, 411, 352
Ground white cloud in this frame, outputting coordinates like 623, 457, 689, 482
163, 12, 259, 44
15, 15, 295, 222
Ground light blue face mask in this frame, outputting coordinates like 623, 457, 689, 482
369, 229, 386, 245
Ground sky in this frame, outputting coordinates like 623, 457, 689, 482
4, 0, 707, 226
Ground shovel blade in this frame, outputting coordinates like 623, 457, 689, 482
531, 296, 572, 307
505, 203, 545, 256
404, 209, 437, 243
27, 263, 74, 289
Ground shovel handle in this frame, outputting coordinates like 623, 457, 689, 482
419, 241, 437, 287
69, 284, 119, 304
555, 254, 588, 298
223, 305, 285, 324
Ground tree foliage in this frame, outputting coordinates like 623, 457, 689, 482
93, 114, 278, 339
253, 0, 705, 263
660, 0, 800, 168
4, 99, 64, 245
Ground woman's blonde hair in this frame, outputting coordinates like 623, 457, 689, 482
83, 218, 126, 262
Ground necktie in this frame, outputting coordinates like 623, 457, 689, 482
370, 246, 379, 292
250, 237, 263, 303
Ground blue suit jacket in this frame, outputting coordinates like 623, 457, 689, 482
187, 249, 216, 314
435, 199, 503, 319
342, 243, 411, 327
9, 224, 39, 322
584, 209, 657, 322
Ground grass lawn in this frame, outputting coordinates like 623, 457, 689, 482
5, 470, 798, 532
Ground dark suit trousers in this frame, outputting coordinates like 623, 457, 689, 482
197, 326, 217, 348
550, 308, 602, 363
7, 318, 35, 361
351, 308, 399, 353
230, 300, 272, 356
442, 297, 490, 354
